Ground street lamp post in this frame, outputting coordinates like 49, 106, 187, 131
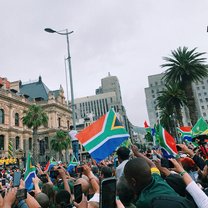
45, 28, 76, 130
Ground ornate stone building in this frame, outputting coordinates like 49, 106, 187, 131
0, 76, 71, 162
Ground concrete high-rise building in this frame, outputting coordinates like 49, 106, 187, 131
145, 72, 208, 127
74, 73, 130, 133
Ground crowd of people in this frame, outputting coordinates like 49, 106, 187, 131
0, 142, 207, 207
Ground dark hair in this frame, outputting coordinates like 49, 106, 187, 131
69, 125, 74, 130
124, 158, 151, 193
35, 193, 50, 208
55, 190, 71, 208
116, 147, 130, 161
117, 176, 135, 206
101, 166, 113, 178
42, 183, 55, 205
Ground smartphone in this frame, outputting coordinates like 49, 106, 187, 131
176, 145, 182, 151
161, 158, 174, 169
1, 179, 6, 186
13, 171, 21, 187
40, 174, 48, 183
74, 184, 82, 203
16, 188, 27, 200
100, 177, 116, 208
76, 166, 83, 173
152, 154, 157, 161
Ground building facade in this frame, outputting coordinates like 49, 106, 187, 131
74, 73, 131, 134
145, 72, 208, 127
0, 76, 71, 162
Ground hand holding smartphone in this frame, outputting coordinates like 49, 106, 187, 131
16, 188, 27, 200
161, 158, 174, 169
100, 177, 117, 208
74, 184, 82, 203
13, 171, 21, 187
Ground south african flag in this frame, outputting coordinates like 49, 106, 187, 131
76, 109, 129, 162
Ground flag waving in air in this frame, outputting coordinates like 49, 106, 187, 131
44, 157, 58, 172
192, 117, 208, 137
76, 109, 129, 162
24, 152, 36, 191
177, 126, 192, 142
67, 155, 79, 173
155, 125, 178, 158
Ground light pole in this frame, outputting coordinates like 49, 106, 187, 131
45, 28, 76, 130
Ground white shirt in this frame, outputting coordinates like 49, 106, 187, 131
186, 181, 208, 208
69, 130, 78, 141
89, 192, 100, 203
116, 160, 128, 178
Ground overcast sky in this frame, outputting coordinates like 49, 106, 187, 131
1, 0, 208, 126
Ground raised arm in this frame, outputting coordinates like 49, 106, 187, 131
131, 145, 156, 168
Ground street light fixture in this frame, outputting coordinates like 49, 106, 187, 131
45, 28, 76, 130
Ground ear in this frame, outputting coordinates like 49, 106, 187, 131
130, 177, 137, 187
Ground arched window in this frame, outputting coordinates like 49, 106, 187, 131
16, 136, 20, 150
0, 109, 4, 124
39, 140, 45, 156
15, 113, 19, 126
67, 120, 70, 130
29, 138, 32, 151
58, 117, 61, 128
0, 135, 4, 150
45, 137, 49, 150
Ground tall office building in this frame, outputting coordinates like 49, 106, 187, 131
74, 73, 129, 131
144, 73, 206, 126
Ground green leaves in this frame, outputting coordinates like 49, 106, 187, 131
161, 46, 208, 125
22, 104, 48, 129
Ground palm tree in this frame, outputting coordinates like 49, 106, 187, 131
22, 104, 48, 163
50, 130, 70, 161
162, 46, 208, 125
156, 84, 187, 128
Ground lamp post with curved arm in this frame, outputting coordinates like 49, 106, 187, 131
45, 28, 76, 130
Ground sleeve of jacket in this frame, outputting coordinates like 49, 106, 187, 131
17, 200, 29, 208
192, 154, 205, 170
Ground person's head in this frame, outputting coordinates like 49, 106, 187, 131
116, 147, 130, 163
55, 190, 71, 208
100, 166, 113, 179
124, 158, 152, 194
42, 183, 55, 203
75, 178, 90, 195
35, 192, 50, 208
69, 125, 74, 130
117, 176, 135, 206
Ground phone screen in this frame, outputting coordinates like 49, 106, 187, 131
161, 158, 174, 169
16, 188, 27, 200
1, 179, 6, 186
40, 174, 48, 183
100, 177, 116, 208
74, 184, 82, 203
13, 171, 21, 187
